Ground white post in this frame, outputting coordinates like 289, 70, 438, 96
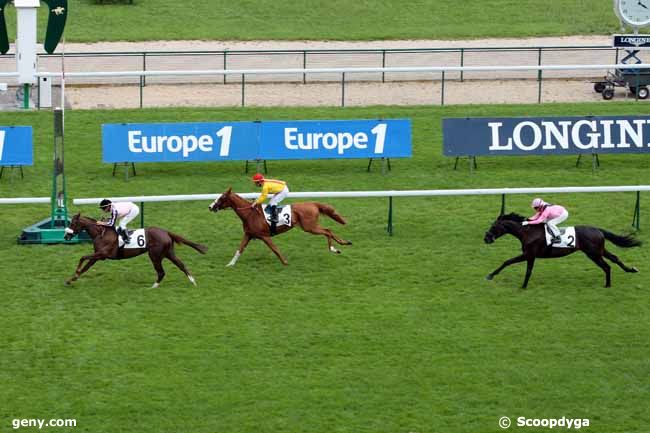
15, 0, 40, 109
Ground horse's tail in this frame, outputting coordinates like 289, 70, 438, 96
317, 203, 347, 225
168, 231, 208, 254
600, 229, 642, 248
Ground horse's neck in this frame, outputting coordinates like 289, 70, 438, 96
230, 194, 257, 221
503, 221, 524, 239
80, 218, 102, 238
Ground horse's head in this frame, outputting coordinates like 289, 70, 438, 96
64, 213, 82, 241
209, 187, 234, 213
484, 213, 526, 244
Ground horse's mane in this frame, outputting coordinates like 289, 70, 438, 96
498, 213, 526, 222
77, 214, 97, 223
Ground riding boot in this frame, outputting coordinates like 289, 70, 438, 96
548, 226, 561, 244
119, 227, 131, 244
269, 206, 278, 235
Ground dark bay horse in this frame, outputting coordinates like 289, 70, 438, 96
208, 187, 351, 265
64, 213, 207, 287
484, 213, 641, 288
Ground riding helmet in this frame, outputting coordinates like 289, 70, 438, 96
99, 199, 112, 209
252, 173, 264, 182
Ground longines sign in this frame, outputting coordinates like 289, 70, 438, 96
613, 34, 650, 49
443, 116, 650, 156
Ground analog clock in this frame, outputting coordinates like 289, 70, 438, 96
617, 0, 650, 29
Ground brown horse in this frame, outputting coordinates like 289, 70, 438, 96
63, 213, 207, 288
208, 187, 351, 265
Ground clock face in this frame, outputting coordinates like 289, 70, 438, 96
618, 0, 650, 27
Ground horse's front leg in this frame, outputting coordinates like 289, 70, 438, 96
486, 254, 527, 280
66, 253, 106, 285
227, 233, 251, 267
521, 257, 536, 289
260, 236, 288, 265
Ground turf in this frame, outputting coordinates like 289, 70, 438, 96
1, 103, 650, 433
0, 0, 622, 43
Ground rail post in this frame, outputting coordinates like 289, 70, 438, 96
381, 50, 386, 83
341, 72, 346, 107
386, 196, 393, 236
460, 48, 465, 82
139, 73, 144, 108
142, 52, 147, 87
632, 191, 640, 230
303, 50, 307, 84
441, 71, 445, 106
537, 47, 543, 103
241, 74, 245, 107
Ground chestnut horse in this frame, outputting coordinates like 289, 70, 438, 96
208, 187, 351, 265
63, 213, 207, 287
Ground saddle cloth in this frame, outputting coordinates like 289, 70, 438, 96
545, 226, 576, 248
118, 228, 147, 249
262, 204, 292, 227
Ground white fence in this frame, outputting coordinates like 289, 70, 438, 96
36, 62, 650, 80
71, 185, 650, 205
71, 185, 646, 234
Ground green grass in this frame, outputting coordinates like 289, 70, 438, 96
0, 0, 622, 43
1, 103, 650, 433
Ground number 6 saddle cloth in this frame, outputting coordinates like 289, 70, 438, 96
545, 226, 576, 248
118, 228, 147, 249
262, 205, 292, 227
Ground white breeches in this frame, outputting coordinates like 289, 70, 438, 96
546, 210, 568, 236
269, 186, 289, 206
118, 205, 140, 230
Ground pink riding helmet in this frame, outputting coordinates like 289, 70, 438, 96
531, 198, 545, 209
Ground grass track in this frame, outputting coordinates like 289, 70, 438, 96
0, 0, 621, 42
1, 103, 650, 433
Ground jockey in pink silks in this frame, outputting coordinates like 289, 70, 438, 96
521, 198, 569, 244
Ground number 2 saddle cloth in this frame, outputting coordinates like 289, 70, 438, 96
545, 226, 576, 248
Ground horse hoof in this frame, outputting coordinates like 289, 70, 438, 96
485, 274, 493, 281
151, 282, 160, 289
631, 267, 639, 273
188, 275, 197, 286
64, 280, 72, 286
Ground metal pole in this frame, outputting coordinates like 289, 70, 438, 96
23, 84, 29, 109
142, 52, 147, 87
381, 50, 386, 83
632, 191, 640, 230
223, 51, 227, 84
537, 47, 543, 104
386, 196, 393, 236
460, 48, 465, 82
241, 74, 245, 107
140, 201, 144, 228
139, 74, 143, 108
341, 72, 346, 107
303, 50, 307, 84
441, 71, 445, 106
